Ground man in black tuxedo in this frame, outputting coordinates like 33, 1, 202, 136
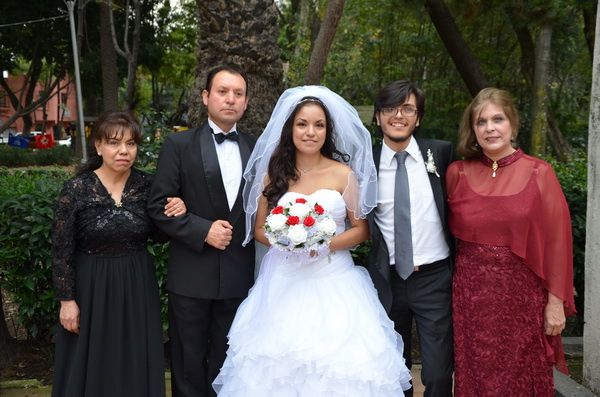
367, 80, 454, 397
148, 65, 256, 397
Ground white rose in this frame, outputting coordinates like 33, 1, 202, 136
316, 217, 337, 236
287, 224, 308, 246
266, 214, 288, 231
288, 203, 311, 218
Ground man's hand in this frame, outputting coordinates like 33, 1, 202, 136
60, 300, 80, 334
544, 293, 566, 336
205, 220, 233, 250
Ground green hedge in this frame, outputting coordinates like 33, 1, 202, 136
547, 152, 587, 333
0, 168, 71, 338
0, 145, 76, 167
0, 150, 589, 339
0, 167, 170, 338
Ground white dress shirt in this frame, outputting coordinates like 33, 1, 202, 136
375, 137, 449, 267
208, 119, 242, 210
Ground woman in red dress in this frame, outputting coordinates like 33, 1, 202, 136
446, 88, 576, 396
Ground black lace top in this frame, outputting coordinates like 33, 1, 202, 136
52, 168, 160, 300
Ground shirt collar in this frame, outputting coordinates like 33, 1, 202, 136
381, 136, 421, 167
208, 118, 237, 135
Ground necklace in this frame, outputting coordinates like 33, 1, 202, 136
491, 161, 499, 178
480, 148, 523, 178
110, 193, 123, 207
297, 159, 321, 174
298, 166, 315, 174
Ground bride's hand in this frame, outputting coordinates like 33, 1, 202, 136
308, 244, 331, 261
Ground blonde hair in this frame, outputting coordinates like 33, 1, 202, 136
457, 87, 520, 159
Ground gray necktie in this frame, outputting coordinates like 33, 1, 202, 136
394, 151, 414, 279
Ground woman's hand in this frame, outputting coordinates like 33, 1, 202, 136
164, 197, 187, 217
60, 300, 80, 334
544, 293, 566, 336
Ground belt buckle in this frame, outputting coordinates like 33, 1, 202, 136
414, 265, 421, 272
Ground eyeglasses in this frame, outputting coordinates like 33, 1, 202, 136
380, 106, 418, 117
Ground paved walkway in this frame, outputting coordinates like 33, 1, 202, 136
1, 366, 425, 397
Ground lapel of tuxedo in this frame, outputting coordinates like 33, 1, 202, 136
199, 123, 230, 220
228, 132, 252, 225
416, 137, 445, 222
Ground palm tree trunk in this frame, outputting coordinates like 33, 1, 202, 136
190, 0, 284, 135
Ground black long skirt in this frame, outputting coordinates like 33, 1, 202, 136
52, 250, 165, 397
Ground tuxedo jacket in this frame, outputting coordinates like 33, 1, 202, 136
148, 122, 256, 300
367, 137, 455, 312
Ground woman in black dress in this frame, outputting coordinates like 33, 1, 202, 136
51, 111, 186, 396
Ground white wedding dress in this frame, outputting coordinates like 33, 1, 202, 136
213, 189, 412, 396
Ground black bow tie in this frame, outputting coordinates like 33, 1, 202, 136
214, 131, 239, 144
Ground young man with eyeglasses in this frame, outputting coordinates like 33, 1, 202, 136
367, 80, 455, 397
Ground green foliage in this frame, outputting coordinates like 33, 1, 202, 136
137, 109, 169, 169
0, 168, 71, 339
0, 145, 76, 167
0, 167, 173, 339
146, 242, 169, 332
136, 0, 197, 115
547, 151, 587, 333
277, 0, 591, 150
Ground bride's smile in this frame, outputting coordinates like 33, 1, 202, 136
292, 103, 327, 155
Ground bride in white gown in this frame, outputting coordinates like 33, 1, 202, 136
213, 86, 412, 396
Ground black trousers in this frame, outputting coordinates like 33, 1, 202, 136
389, 257, 454, 397
168, 292, 243, 397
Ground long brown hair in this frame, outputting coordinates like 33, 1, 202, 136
262, 97, 348, 209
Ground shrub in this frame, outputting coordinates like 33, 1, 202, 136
547, 151, 587, 334
0, 145, 76, 167
0, 167, 171, 339
0, 168, 71, 339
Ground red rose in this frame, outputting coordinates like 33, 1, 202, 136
303, 216, 316, 227
295, 198, 307, 204
271, 206, 284, 214
287, 216, 300, 225
314, 204, 325, 215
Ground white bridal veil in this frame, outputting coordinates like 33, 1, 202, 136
242, 85, 377, 245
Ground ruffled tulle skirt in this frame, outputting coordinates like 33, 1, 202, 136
213, 249, 412, 396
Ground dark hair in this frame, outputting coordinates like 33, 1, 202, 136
373, 80, 425, 135
77, 111, 142, 175
205, 65, 249, 96
263, 97, 349, 209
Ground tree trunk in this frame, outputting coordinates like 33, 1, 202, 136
507, 6, 571, 159
190, 0, 284, 135
530, 24, 552, 157
424, 0, 488, 97
108, 0, 141, 110
583, 2, 598, 62
100, 1, 119, 111
506, 6, 535, 87
584, 4, 600, 393
124, 0, 141, 110
0, 288, 14, 348
546, 113, 571, 161
292, 0, 314, 60
303, 0, 346, 85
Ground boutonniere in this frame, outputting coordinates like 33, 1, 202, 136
426, 149, 440, 177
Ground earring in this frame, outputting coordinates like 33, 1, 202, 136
97, 152, 102, 156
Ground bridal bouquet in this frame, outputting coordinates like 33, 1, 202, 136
264, 198, 337, 254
